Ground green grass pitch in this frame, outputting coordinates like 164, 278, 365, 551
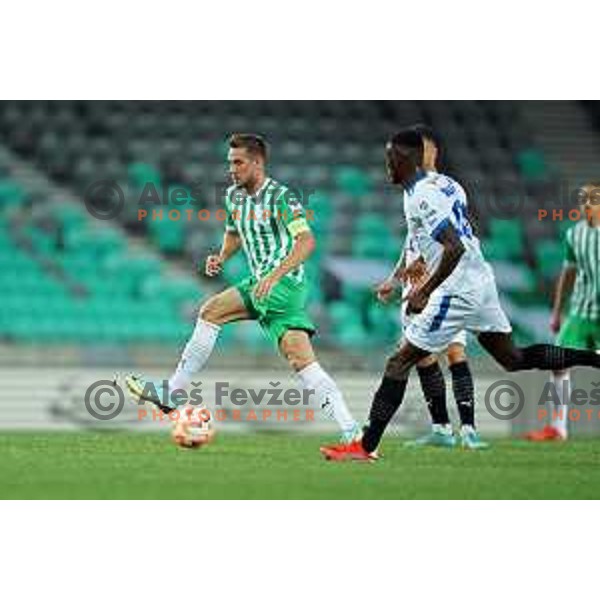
2, 432, 600, 499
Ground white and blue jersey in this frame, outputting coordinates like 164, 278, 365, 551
402, 171, 511, 353
403, 172, 490, 294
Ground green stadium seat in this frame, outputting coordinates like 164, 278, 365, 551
355, 215, 389, 236
307, 192, 333, 227
149, 218, 186, 254
334, 166, 373, 197
232, 321, 272, 350
516, 148, 549, 181
352, 233, 395, 261
366, 302, 399, 344
328, 300, 367, 347
52, 204, 87, 232
351, 215, 397, 261
0, 179, 26, 209
341, 283, 370, 312
128, 162, 161, 189
28, 228, 57, 254
484, 219, 525, 260
535, 240, 564, 280
0, 102, 556, 353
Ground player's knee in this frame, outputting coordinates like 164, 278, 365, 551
286, 354, 312, 372
417, 354, 438, 368
280, 336, 313, 372
198, 300, 223, 325
282, 346, 311, 372
500, 350, 523, 372
447, 344, 466, 365
384, 353, 411, 380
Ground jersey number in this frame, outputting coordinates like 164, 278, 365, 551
452, 199, 473, 240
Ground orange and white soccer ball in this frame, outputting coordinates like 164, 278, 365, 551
172, 406, 215, 449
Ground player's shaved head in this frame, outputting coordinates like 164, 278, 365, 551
389, 128, 423, 151
386, 129, 424, 186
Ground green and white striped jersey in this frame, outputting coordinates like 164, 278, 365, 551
564, 221, 600, 320
224, 177, 310, 283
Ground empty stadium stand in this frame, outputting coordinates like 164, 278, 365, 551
1, 101, 594, 351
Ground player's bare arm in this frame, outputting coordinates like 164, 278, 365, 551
403, 256, 428, 285
376, 250, 406, 303
253, 230, 316, 299
391, 249, 407, 281
406, 223, 465, 315
377, 249, 428, 304
205, 230, 242, 277
550, 265, 577, 333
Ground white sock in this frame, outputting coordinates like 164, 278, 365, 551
297, 362, 357, 433
433, 423, 453, 435
168, 319, 220, 394
551, 371, 570, 438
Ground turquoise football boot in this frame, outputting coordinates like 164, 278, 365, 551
460, 426, 490, 450
339, 422, 362, 444
405, 424, 456, 448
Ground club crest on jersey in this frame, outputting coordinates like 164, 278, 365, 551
418, 199, 437, 221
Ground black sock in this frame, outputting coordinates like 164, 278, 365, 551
362, 376, 408, 453
450, 361, 475, 427
417, 363, 449, 426
517, 344, 600, 371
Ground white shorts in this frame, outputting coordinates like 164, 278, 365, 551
402, 306, 467, 350
403, 278, 512, 354
449, 329, 468, 348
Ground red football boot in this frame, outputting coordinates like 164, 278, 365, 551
320, 440, 378, 462
524, 425, 566, 442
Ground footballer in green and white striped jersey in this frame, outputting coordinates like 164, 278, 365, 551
224, 177, 310, 284
541, 183, 600, 440
126, 134, 361, 443
563, 213, 600, 321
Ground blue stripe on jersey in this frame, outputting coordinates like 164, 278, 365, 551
404, 171, 429, 193
429, 295, 452, 332
431, 217, 451, 242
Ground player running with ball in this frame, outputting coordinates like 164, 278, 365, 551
126, 134, 360, 443
321, 128, 600, 461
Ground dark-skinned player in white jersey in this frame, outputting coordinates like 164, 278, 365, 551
376, 125, 487, 449
321, 128, 600, 461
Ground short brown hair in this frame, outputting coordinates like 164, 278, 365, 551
228, 133, 268, 162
